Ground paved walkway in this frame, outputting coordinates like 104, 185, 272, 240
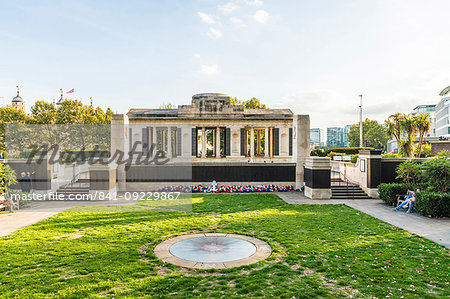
0, 200, 134, 238
277, 192, 450, 248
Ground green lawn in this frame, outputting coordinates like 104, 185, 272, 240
0, 194, 448, 298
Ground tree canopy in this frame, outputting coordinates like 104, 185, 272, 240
0, 99, 113, 152
385, 113, 432, 158
347, 119, 388, 150
230, 97, 268, 109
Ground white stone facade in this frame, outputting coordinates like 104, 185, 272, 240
111, 93, 310, 188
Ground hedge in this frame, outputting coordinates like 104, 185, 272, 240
415, 191, 450, 218
310, 149, 325, 157
324, 147, 373, 156
378, 183, 410, 206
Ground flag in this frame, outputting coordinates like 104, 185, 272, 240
66, 89, 74, 94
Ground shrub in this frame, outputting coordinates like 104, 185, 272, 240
351, 154, 358, 163
436, 150, 450, 159
396, 160, 423, 184
0, 164, 17, 192
328, 152, 346, 158
417, 143, 432, 158
324, 147, 373, 156
378, 183, 410, 206
421, 158, 450, 192
382, 153, 402, 158
415, 191, 450, 217
310, 149, 325, 157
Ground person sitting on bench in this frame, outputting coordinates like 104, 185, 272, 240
394, 189, 420, 214
0, 190, 15, 213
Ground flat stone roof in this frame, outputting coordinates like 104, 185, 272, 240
126, 93, 294, 120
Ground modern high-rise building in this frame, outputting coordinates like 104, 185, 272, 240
436, 88, 450, 138
343, 125, 352, 147
409, 104, 436, 136
327, 127, 344, 147
310, 128, 324, 147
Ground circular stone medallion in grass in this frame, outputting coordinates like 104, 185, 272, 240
154, 233, 272, 269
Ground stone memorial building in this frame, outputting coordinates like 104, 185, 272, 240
111, 93, 310, 190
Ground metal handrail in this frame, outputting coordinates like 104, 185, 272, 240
331, 170, 356, 200
66, 170, 89, 189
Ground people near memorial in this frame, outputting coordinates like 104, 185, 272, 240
0, 190, 15, 213
18, 172, 33, 193
394, 189, 420, 214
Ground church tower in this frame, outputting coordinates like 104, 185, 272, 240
12, 85, 25, 112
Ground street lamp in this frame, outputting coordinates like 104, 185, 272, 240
359, 95, 363, 147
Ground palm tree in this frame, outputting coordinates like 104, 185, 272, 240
415, 113, 432, 157
400, 115, 417, 158
385, 113, 404, 153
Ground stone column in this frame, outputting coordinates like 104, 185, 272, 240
216, 127, 221, 158
264, 127, 269, 157
358, 149, 382, 198
231, 126, 240, 157
151, 127, 156, 157
304, 157, 331, 199
167, 127, 172, 158
111, 114, 129, 192
250, 128, 255, 158
293, 115, 310, 189
181, 125, 191, 158
201, 127, 206, 158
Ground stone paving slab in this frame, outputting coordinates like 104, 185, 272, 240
276, 192, 450, 249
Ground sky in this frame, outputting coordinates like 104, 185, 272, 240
0, 0, 449, 131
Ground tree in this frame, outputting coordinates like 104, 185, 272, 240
28, 101, 58, 147
0, 106, 28, 151
160, 103, 175, 109
230, 97, 243, 106
29, 101, 57, 124
0, 163, 17, 192
365, 125, 388, 150
396, 160, 422, 184
385, 113, 404, 151
347, 119, 387, 149
55, 99, 85, 124
244, 97, 267, 109
414, 113, 432, 158
231, 97, 268, 109
399, 115, 417, 158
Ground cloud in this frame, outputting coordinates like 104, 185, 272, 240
194, 53, 201, 58
197, 12, 217, 25
207, 28, 223, 39
253, 10, 271, 24
219, 2, 239, 14
201, 64, 218, 75
230, 17, 245, 26
244, 0, 263, 6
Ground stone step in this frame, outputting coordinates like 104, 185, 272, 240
54, 189, 89, 194
332, 191, 366, 195
331, 195, 372, 199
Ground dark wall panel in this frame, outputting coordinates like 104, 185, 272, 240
381, 160, 404, 184
125, 164, 296, 183
304, 168, 330, 189
192, 165, 295, 182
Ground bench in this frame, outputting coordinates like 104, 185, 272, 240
0, 195, 19, 212
396, 190, 415, 207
